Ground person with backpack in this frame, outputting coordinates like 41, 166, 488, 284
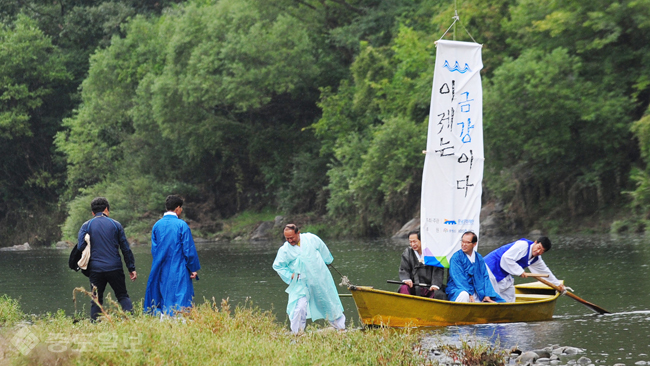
77, 197, 137, 320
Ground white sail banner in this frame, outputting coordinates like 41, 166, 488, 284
421, 40, 483, 268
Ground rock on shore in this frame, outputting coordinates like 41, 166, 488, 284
427, 344, 588, 366
392, 218, 419, 239
0, 242, 31, 251
250, 215, 285, 241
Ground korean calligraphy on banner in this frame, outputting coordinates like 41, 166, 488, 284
421, 40, 484, 268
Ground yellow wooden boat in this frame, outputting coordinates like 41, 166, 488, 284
348, 281, 560, 327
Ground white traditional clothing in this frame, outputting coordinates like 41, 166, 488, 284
484, 239, 561, 302
272, 232, 345, 333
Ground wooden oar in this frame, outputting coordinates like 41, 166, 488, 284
529, 275, 611, 315
387, 280, 433, 287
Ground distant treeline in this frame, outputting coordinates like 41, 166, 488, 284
2, 0, 650, 245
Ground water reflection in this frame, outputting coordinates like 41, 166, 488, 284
420, 309, 650, 364
421, 321, 568, 358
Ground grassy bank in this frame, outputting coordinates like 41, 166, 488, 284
0, 294, 432, 365
0, 295, 22, 326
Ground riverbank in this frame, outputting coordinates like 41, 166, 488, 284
0, 199, 625, 249
0, 294, 431, 365
127, 209, 334, 244
2, 235, 649, 365
1, 294, 627, 366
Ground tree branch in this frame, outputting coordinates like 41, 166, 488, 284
328, 0, 364, 14
292, 0, 317, 11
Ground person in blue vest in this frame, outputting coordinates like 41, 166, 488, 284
484, 237, 565, 302
144, 195, 201, 316
77, 197, 137, 321
446, 231, 504, 303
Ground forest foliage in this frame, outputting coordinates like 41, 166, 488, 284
3, 0, 650, 243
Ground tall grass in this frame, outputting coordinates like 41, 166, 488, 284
2, 293, 432, 365
0, 294, 23, 325
438, 336, 508, 366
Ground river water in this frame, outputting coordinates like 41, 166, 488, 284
1, 234, 649, 364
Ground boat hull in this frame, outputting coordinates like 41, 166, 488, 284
348, 282, 559, 327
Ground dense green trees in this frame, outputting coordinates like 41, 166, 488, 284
4, 0, 650, 243
0, 15, 70, 244
318, 0, 650, 234
0, 0, 187, 245
484, 0, 650, 230
57, 0, 371, 239
314, 1, 520, 235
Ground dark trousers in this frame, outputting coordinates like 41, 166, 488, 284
398, 284, 448, 300
89, 269, 133, 320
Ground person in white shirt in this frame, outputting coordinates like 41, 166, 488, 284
484, 237, 565, 302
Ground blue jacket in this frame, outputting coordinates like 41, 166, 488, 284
446, 249, 505, 302
77, 213, 135, 273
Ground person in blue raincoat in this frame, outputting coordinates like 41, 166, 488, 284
446, 231, 504, 303
144, 195, 201, 316
272, 224, 345, 333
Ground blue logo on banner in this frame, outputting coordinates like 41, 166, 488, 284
443, 60, 471, 73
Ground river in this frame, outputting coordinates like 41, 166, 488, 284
1, 234, 649, 364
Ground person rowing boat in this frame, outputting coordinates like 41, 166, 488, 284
484, 237, 565, 302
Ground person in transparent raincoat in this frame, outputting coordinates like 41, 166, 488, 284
272, 224, 345, 334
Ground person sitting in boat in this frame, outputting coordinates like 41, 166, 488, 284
446, 231, 505, 303
398, 230, 446, 299
484, 236, 565, 302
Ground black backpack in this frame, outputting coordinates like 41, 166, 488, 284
68, 244, 89, 277
69, 218, 96, 277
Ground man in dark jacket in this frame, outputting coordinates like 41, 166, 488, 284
77, 197, 137, 320
398, 230, 446, 299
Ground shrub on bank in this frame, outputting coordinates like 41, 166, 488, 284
1, 294, 432, 365
0, 294, 23, 326
439, 337, 508, 366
